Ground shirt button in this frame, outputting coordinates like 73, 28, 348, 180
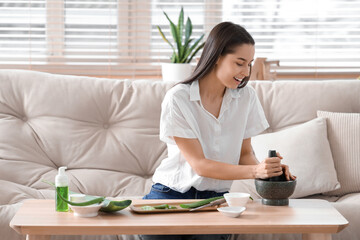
103, 123, 109, 129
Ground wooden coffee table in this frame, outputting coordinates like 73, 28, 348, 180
10, 199, 348, 240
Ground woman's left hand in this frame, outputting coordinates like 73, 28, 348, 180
281, 164, 297, 181
277, 152, 296, 181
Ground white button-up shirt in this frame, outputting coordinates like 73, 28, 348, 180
152, 80, 269, 193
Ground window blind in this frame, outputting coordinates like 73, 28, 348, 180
0, 0, 46, 66
222, 0, 360, 78
0, 0, 359, 79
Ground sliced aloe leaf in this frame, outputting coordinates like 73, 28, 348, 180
100, 199, 132, 213
42, 180, 131, 213
141, 206, 155, 211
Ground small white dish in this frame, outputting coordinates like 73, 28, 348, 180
224, 192, 250, 207
70, 194, 86, 202
217, 206, 246, 218
70, 204, 102, 218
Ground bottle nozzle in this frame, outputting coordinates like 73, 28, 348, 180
58, 166, 67, 175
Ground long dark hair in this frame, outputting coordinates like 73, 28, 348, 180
180, 22, 255, 89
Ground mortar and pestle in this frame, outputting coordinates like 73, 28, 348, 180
255, 150, 297, 206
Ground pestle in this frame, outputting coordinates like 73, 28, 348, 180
255, 150, 297, 206
267, 150, 287, 182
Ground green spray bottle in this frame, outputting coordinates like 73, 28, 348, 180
55, 166, 69, 212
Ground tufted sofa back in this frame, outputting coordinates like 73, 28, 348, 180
1, 70, 359, 198
249, 80, 360, 133
0, 70, 173, 197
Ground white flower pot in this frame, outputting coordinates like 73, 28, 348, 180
161, 63, 193, 83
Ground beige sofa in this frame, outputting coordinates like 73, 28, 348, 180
0, 70, 359, 240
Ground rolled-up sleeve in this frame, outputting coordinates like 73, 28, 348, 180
244, 88, 269, 139
159, 94, 197, 145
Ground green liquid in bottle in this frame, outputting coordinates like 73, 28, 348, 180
56, 186, 69, 212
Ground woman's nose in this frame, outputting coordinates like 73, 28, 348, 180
243, 65, 250, 76
238, 66, 250, 77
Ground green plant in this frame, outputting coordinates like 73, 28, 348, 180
157, 7, 205, 63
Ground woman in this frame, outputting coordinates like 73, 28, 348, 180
141, 22, 296, 240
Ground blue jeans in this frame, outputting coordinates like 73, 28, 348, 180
139, 183, 230, 240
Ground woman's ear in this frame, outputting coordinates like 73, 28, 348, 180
215, 56, 222, 65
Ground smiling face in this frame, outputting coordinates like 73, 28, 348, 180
214, 44, 255, 89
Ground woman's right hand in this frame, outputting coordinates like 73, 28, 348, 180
254, 154, 283, 179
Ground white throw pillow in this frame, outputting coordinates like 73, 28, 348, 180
232, 117, 340, 198
317, 111, 360, 196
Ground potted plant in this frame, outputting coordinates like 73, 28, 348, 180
157, 7, 205, 82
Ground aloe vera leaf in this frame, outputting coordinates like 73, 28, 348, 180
141, 206, 155, 211
42, 179, 56, 187
100, 199, 132, 213
56, 187, 105, 206
68, 192, 132, 212
141, 204, 177, 210
69, 191, 132, 212
180, 196, 224, 209
70, 194, 131, 212
42, 180, 104, 206
42, 180, 101, 202
68, 190, 98, 201
154, 204, 169, 209
42, 179, 131, 212
154, 204, 170, 209
163, 11, 181, 63
155, 204, 177, 209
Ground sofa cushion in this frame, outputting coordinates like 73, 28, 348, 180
232, 117, 340, 198
0, 203, 24, 240
0, 70, 172, 197
336, 192, 360, 203
318, 111, 360, 196
331, 193, 360, 240
0, 180, 46, 205
248, 80, 360, 133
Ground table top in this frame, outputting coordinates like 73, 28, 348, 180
10, 199, 348, 235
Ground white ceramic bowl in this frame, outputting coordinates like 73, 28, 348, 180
217, 206, 246, 218
70, 204, 102, 218
224, 192, 250, 207
69, 194, 86, 202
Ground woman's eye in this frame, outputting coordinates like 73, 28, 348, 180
237, 62, 251, 67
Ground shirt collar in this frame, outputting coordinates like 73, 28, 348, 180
190, 80, 242, 101
190, 80, 201, 101
229, 88, 242, 98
